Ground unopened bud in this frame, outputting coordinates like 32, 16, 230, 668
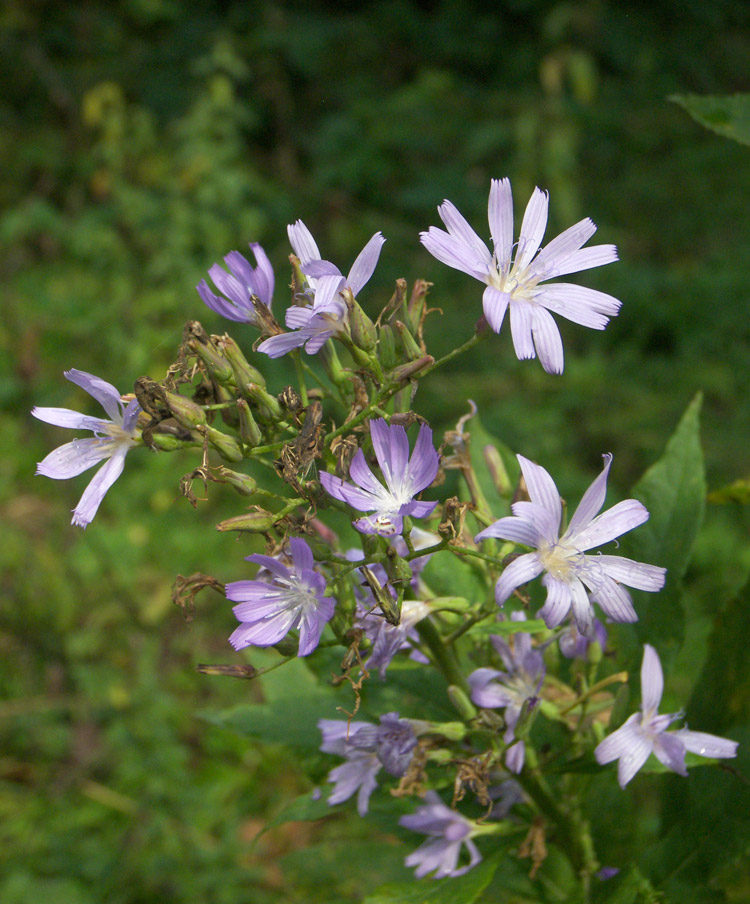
216, 509, 276, 532
188, 338, 234, 386
360, 565, 401, 626
386, 278, 409, 325
164, 391, 207, 429
377, 324, 398, 370
384, 546, 413, 587
447, 685, 477, 721
242, 383, 283, 422
484, 445, 512, 497
236, 398, 262, 446
217, 334, 266, 388
289, 253, 307, 300
149, 432, 187, 452
343, 288, 377, 351
198, 424, 244, 462
216, 467, 258, 496
422, 721, 467, 741
407, 279, 431, 335
393, 320, 423, 361
389, 354, 434, 384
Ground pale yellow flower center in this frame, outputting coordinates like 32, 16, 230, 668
537, 540, 580, 582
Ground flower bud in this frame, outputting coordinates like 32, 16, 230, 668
393, 320, 423, 361
407, 279, 431, 335
389, 354, 434, 385
483, 445, 512, 497
386, 278, 409, 325
164, 391, 207, 429
242, 383, 283, 422
236, 398, 262, 446
188, 338, 235, 386
216, 509, 277, 533
421, 721, 467, 742
342, 287, 377, 351
217, 334, 266, 389
148, 432, 188, 452
198, 424, 244, 462
377, 324, 398, 370
447, 685, 477, 721
216, 467, 258, 496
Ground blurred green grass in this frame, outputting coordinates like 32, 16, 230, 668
2, 1, 750, 901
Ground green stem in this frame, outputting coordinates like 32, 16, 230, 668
415, 617, 469, 693
292, 351, 309, 406
423, 330, 486, 375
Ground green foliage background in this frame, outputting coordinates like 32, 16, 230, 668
2, 1, 750, 901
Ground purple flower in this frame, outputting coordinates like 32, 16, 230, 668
319, 712, 417, 815
595, 644, 738, 788
196, 242, 274, 323
400, 792, 482, 879
468, 613, 545, 773
357, 598, 432, 678
258, 220, 384, 358
476, 454, 666, 635
559, 618, 607, 660
226, 538, 335, 656
320, 419, 439, 536
32, 369, 141, 528
420, 178, 620, 373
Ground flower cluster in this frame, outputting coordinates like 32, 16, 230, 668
32, 177, 739, 889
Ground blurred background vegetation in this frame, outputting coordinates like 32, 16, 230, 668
2, 1, 750, 901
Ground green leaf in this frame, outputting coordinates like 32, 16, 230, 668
469, 618, 548, 637
671, 93, 750, 146
364, 850, 503, 904
687, 576, 750, 734
266, 791, 333, 829
628, 393, 705, 653
201, 656, 336, 753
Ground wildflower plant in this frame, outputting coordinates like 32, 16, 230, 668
34, 178, 742, 900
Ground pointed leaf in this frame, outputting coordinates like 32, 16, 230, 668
671, 93, 750, 146
627, 393, 705, 652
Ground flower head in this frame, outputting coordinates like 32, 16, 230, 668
32, 369, 141, 528
258, 220, 384, 358
420, 178, 620, 373
400, 792, 482, 879
319, 712, 416, 815
320, 419, 439, 536
468, 613, 545, 772
595, 644, 738, 787
197, 242, 274, 323
226, 538, 335, 656
476, 453, 666, 635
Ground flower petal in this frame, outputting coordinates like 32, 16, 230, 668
65, 369, 123, 422
671, 729, 738, 760
568, 577, 594, 635
482, 286, 510, 333
537, 284, 621, 328
640, 644, 664, 714
517, 456, 562, 528
257, 331, 309, 358
550, 244, 618, 277
594, 556, 666, 591
370, 419, 409, 495
488, 178, 514, 266
32, 407, 107, 433
530, 305, 564, 374
319, 471, 380, 511
528, 217, 596, 281
569, 499, 650, 551
583, 571, 637, 623
509, 301, 535, 360
346, 232, 385, 296
476, 514, 541, 547
289, 537, 314, 572
288, 220, 321, 265
538, 576, 572, 627
514, 187, 548, 272
349, 449, 389, 499
406, 423, 439, 493
36, 437, 111, 479
71, 448, 128, 527
437, 200, 492, 269
494, 553, 544, 605
565, 454, 612, 539
652, 732, 687, 776
419, 226, 489, 282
